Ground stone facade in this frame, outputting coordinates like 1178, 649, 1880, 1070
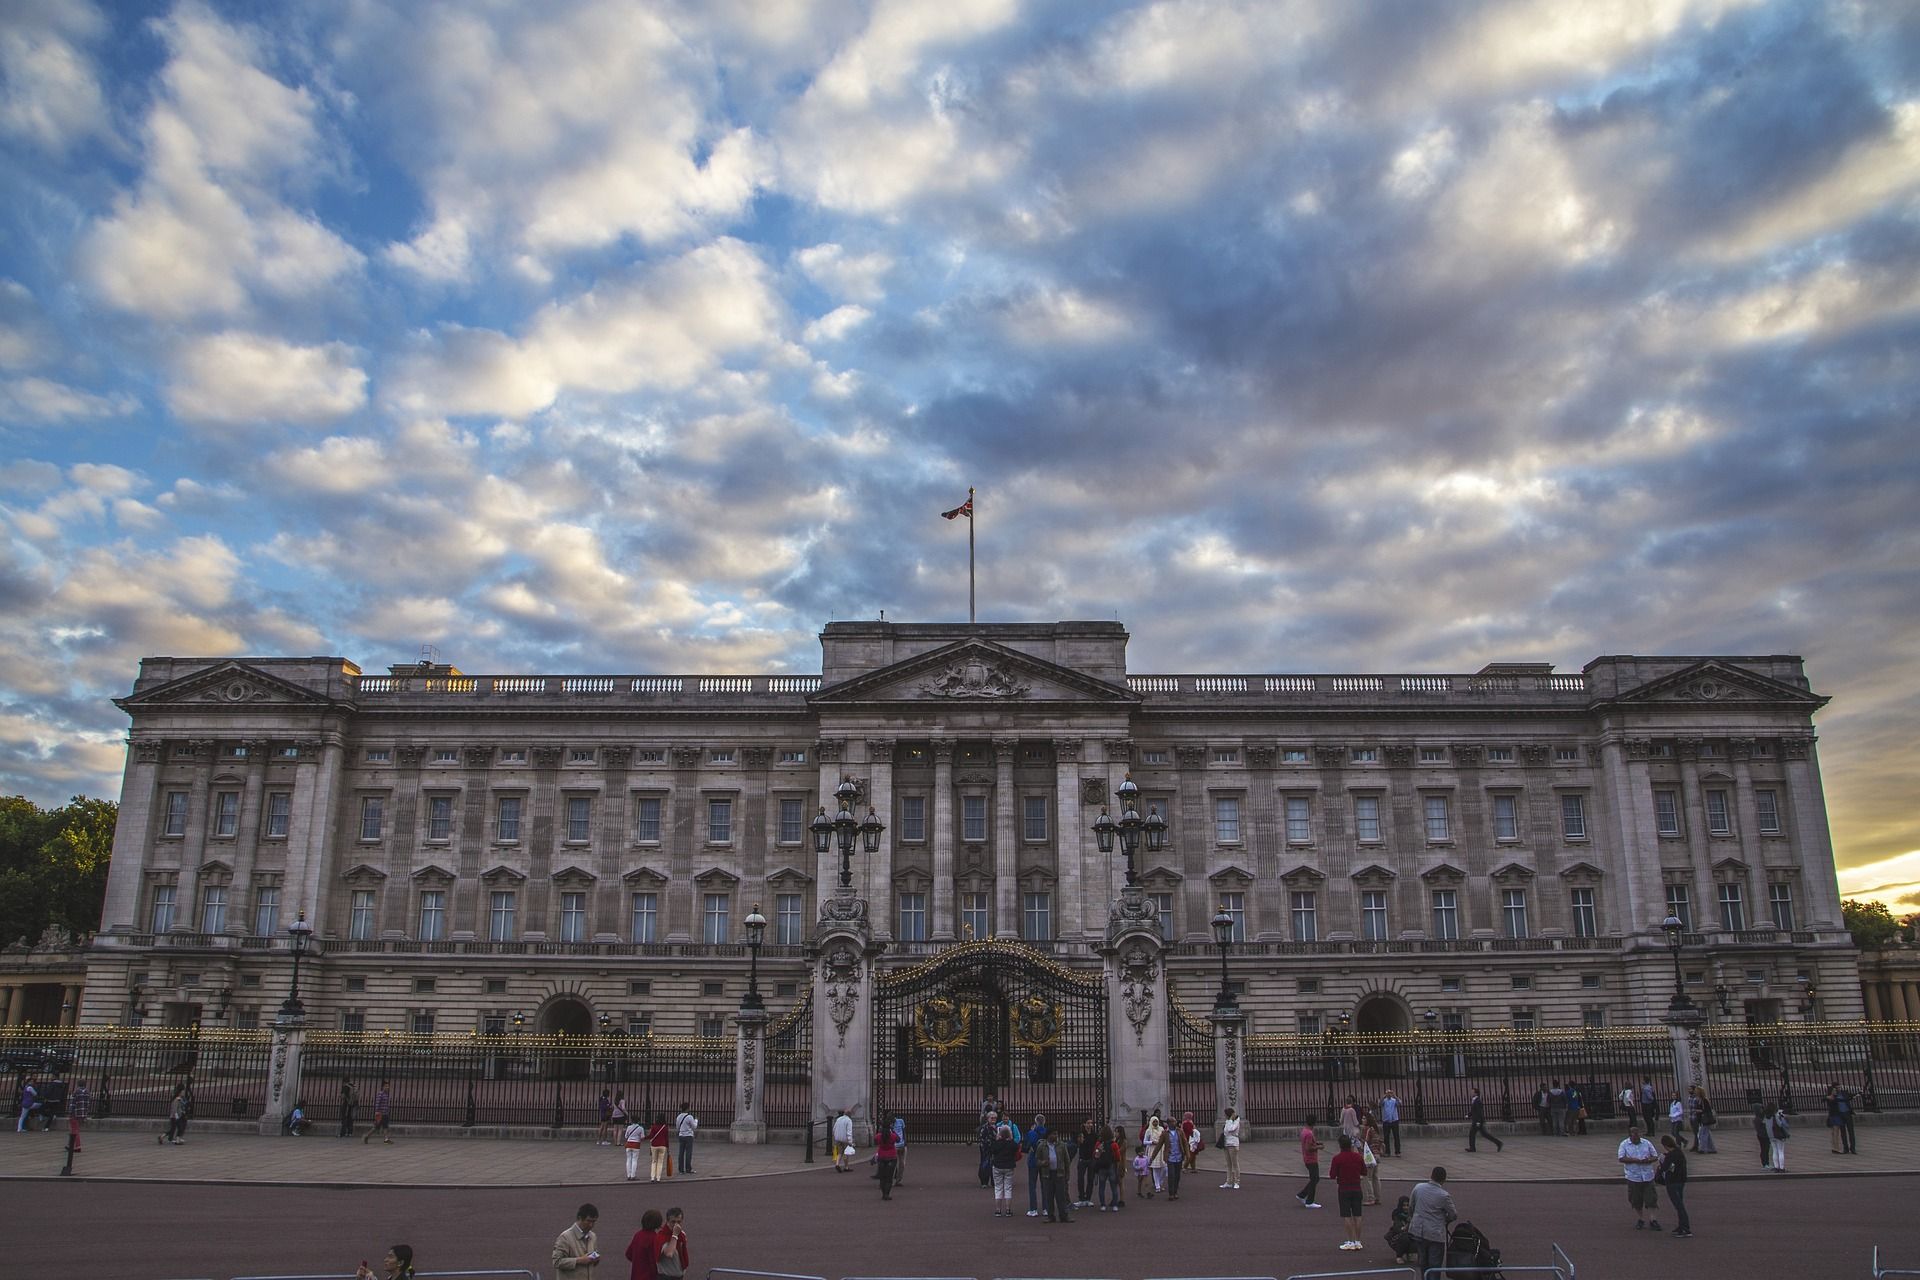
82, 621, 1861, 1039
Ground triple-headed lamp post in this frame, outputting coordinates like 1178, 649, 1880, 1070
279, 909, 314, 1019
1209, 903, 1238, 1013
1092, 775, 1167, 887
811, 778, 885, 890
743, 903, 768, 1010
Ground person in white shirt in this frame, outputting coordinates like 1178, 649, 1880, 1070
1617, 1125, 1662, 1231
831, 1109, 855, 1172
622, 1117, 646, 1181
674, 1104, 699, 1175
1218, 1106, 1243, 1189
1668, 1094, 1686, 1141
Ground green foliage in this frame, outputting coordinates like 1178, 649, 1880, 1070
0, 795, 116, 948
1843, 898, 1903, 949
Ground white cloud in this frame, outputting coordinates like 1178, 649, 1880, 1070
263, 435, 389, 495
794, 244, 894, 302
999, 286, 1134, 346
0, 376, 137, 423
166, 332, 368, 426
803, 304, 872, 343
0, 0, 110, 153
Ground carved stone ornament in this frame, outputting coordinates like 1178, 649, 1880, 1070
1313, 745, 1346, 770
671, 746, 703, 769
1221, 1023, 1241, 1112
134, 739, 165, 764
1728, 737, 1755, 761
1247, 745, 1277, 770
931, 740, 956, 763
201, 678, 273, 704
396, 745, 425, 769
815, 739, 845, 763
1081, 777, 1108, 807
866, 739, 895, 760
1055, 739, 1083, 763
1521, 744, 1551, 767
465, 746, 494, 768
1586, 744, 1606, 766
1105, 739, 1134, 765
818, 893, 871, 927
1624, 738, 1652, 760
1781, 737, 1811, 760
602, 746, 632, 769
918, 657, 1030, 699
1119, 941, 1158, 1047
823, 945, 861, 1048
1452, 744, 1484, 768
1383, 745, 1413, 769
530, 745, 560, 770
742, 746, 772, 769
739, 1028, 758, 1113
1677, 737, 1703, 759
1106, 887, 1161, 949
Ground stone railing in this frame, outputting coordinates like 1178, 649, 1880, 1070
352, 674, 825, 699
1126, 672, 1589, 699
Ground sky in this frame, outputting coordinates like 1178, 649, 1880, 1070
0, 0, 1916, 909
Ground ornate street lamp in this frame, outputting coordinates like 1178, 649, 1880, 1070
816, 778, 884, 889
1091, 775, 1166, 886
742, 903, 768, 1010
279, 909, 314, 1019
1414, 1007, 1437, 1125
1660, 914, 1695, 1014
1209, 903, 1238, 1013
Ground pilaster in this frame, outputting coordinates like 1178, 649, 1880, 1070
1101, 885, 1168, 1132
731, 1005, 771, 1143
1210, 1003, 1247, 1142
931, 740, 956, 939
809, 888, 884, 1131
260, 1014, 306, 1135
992, 739, 1018, 938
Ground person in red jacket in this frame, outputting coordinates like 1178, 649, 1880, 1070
624, 1209, 664, 1280
1328, 1134, 1369, 1252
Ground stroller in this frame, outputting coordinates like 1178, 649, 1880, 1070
1443, 1220, 1504, 1278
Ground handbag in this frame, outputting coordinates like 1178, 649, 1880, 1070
1363, 1143, 1377, 1168
843, 1144, 855, 1157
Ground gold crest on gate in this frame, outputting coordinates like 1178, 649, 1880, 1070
915, 995, 971, 1054
1011, 996, 1063, 1053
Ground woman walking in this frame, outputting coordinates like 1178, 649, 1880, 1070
875, 1112, 900, 1201
1690, 1086, 1717, 1153
1218, 1106, 1242, 1190
1144, 1113, 1169, 1198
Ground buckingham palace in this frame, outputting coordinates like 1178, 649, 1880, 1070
78, 619, 1861, 1044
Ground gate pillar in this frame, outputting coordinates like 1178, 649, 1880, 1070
1666, 1004, 1708, 1099
731, 1005, 770, 1144
1211, 1003, 1247, 1142
260, 1011, 305, 1136
1101, 884, 1168, 1133
809, 889, 883, 1137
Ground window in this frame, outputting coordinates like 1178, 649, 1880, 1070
1420, 747, 1446, 763
212, 791, 239, 837
263, 792, 290, 838
1149, 891, 1173, 939
700, 1015, 725, 1039
961, 892, 990, 940
200, 885, 227, 933
1717, 882, 1745, 931
702, 893, 730, 943
899, 795, 927, 842
1423, 795, 1451, 841
1431, 889, 1459, 940
1354, 795, 1381, 842
344, 976, 366, 993
570, 748, 595, 763
434, 749, 459, 763
1282, 748, 1309, 763
634, 797, 662, 842
707, 797, 733, 843
559, 892, 587, 942
1285, 796, 1312, 843
496, 795, 522, 841
1290, 891, 1317, 941
636, 749, 663, 764
1360, 890, 1388, 941
487, 978, 507, 994
349, 889, 376, 940
1555, 747, 1578, 763
711, 749, 734, 764
961, 795, 988, 842
1501, 888, 1529, 939
1214, 796, 1242, 843
566, 797, 591, 842
500, 748, 526, 763
1220, 891, 1247, 942
1582, 973, 1603, 989
1297, 1014, 1322, 1035
357, 795, 384, 840
1439, 976, 1462, 993
1769, 882, 1794, 931
341, 1012, 365, 1033
1492, 794, 1518, 841
778, 797, 804, 844
418, 890, 446, 941
414, 977, 437, 993
1582, 1008, 1606, 1028
702, 981, 725, 997
1570, 887, 1597, 938
412, 1011, 435, 1035
1560, 794, 1587, 839
780, 749, 807, 764
1705, 789, 1732, 835
1023, 794, 1049, 841
1487, 747, 1515, 763
1511, 974, 1532, 990
162, 791, 189, 836
1214, 748, 1239, 764
1756, 789, 1782, 834
428, 796, 453, 841
630, 892, 658, 943
253, 886, 279, 937
629, 1013, 653, 1037
776, 893, 803, 945
1351, 747, 1378, 763
1665, 883, 1693, 931
1144, 749, 1170, 764
1654, 790, 1681, 835
488, 890, 517, 940
365, 748, 391, 763
1511, 1008, 1537, 1031
1297, 977, 1321, 994
1021, 891, 1053, 941
897, 892, 928, 941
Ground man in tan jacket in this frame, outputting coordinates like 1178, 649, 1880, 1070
551, 1204, 601, 1280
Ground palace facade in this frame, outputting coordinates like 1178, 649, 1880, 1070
80, 620, 1861, 1040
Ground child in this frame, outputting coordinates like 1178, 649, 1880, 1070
1132, 1145, 1151, 1199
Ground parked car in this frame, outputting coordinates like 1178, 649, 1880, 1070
0, 1044, 76, 1075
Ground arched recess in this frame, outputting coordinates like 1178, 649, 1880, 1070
1354, 991, 1412, 1078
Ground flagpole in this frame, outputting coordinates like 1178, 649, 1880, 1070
968, 486, 976, 624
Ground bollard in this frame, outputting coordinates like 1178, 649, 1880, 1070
804, 1118, 815, 1163
59, 1125, 77, 1177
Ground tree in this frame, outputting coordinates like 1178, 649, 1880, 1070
1843, 899, 1902, 949
0, 795, 116, 948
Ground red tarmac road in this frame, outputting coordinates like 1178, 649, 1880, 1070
8, 1145, 1918, 1280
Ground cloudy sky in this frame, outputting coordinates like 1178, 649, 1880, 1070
1, 0, 1916, 905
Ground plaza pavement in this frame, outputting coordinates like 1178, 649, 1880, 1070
4, 1118, 1916, 1188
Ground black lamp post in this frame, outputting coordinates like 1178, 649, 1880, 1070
814, 778, 884, 890
1660, 914, 1695, 1014
1091, 775, 1166, 887
1209, 903, 1237, 1013
743, 903, 767, 1010
1414, 1007, 1437, 1125
279, 909, 314, 1019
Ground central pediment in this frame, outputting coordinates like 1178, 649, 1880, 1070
810, 639, 1137, 706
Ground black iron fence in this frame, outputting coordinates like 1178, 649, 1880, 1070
763, 995, 813, 1130
1, 1026, 273, 1120
1701, 1021, 1920, 1113
1167, 997, 1216, 1123
1241, 1026, 1678, 1129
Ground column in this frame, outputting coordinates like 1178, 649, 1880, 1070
0, 986, 14, 1026
730, 1006, 770, 1143
865, 740, 895, 924
1053, 739, 1087, 938
61, 986, 82, 1026
1210, 1003, 1248, 1141
1889, 983, 1913, 1023
1863, 982, 1884, 1024
99, 740, 165, 932
931, 741, 956, 940
259, 1017, 306, 1136
993, 738, 1018, 939
1905, 983, 1920, 1024
3, 986, 23, 1025
1667, 1006, 1708, 1098
288, 735, 346, 925
1598, 737, 1664, 936
1103, 907, 1168, 1132
810, 916, 879, 1134
1783, 738, 1843, 930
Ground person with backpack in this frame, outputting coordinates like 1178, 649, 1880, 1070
1023, 1113, 1050, 1215
1689, 1086, 1717, 1153
622, 1113, 647, 1181
1768, 1102, 1791, 1171
1827, 1083, 1858, 1154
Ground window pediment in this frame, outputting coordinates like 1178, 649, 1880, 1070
409, 863, 455, 885
766, 865, 814, 888
1557, 861, 1604, 884
622, 865, 669, 887
1420, 861, 1466, 884
552, 865, 598, 885
1349, 863, 1397, 886
1140, 865, 1184, 887
1491, 862, 1536, 883
197, 859, 235, 880
693, 866, 740, 887
1208, 863, 1254, 886
1711, 857, 1750, 877
480, 864, 527, 885
341, 863, 389, 885
1018, 867, 1057, 889
1281, 863, 1325, 888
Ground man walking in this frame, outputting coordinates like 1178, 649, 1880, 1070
1466, 1088, 1502, 1152
1295, 1115, 1324, 1209
552, 1203, 601, 1280
68, 1080, 89, 1151
1409, 1167, 1457, 1280
1618, 1123, 1662, 1231
363, 1079, 392, 1144
674, 1102, 698, 1175
339, 1077, 358, 1138
1379, 1089, 1401, 1156
831, 1108, 854, 1172
1638, 1077, 1658, 1135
